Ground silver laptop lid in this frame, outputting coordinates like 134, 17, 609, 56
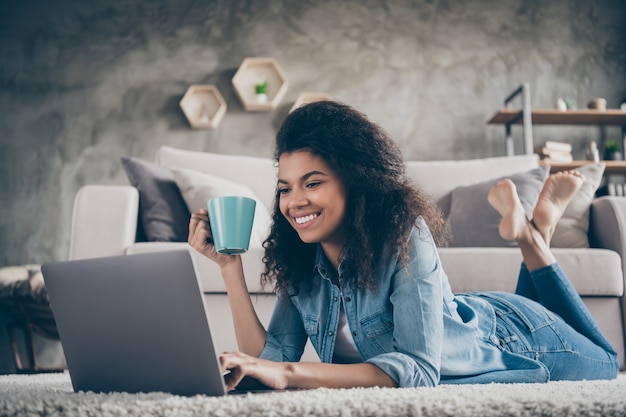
42, 250, 227, 396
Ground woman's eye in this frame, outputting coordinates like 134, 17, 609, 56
277, 188, 290, 195
306, 181, 321, 189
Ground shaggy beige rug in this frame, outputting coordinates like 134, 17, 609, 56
1, 372, 625, 417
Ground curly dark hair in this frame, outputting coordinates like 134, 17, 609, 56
261, 100, 449, 293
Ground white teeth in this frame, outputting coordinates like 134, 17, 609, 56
295, 214, 318, 224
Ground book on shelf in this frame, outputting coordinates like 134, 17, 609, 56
542, 141, 572, 153
540, 154, 574, 164
537, 146, 572, 157
535, 141, 573, 163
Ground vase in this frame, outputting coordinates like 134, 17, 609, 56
604, 151, 623, 161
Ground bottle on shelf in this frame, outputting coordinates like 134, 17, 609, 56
587, 141, 600, 163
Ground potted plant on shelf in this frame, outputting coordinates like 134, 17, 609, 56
603, 140, 623, 161
564, 98, 577, 110
255, 81, 268, 104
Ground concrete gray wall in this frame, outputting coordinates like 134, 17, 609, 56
1, 0, 625, 267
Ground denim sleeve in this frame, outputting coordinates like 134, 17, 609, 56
366, 223, 444, 387
259, 291, 309, 362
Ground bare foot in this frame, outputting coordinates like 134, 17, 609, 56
488, 177, 559, 271
532, 171, 584, 245
487, 179, 529, 241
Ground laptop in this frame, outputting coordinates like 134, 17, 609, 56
42, 250, 264, 396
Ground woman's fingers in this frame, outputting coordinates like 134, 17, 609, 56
188, 210, 241, 266
219, 352, 287, 391
188, 209, 214, 249
219, 352, 247, 391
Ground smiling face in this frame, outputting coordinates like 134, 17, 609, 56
277, 150, 347, 265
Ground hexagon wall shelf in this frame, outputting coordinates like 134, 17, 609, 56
180, 85, 227, 129
232, 57, 289, 111
290, 92, 333, 113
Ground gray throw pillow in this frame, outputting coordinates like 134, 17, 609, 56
121, 157, 191, 242
447, 166, 550, 247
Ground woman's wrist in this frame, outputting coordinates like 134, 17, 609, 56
219, 257, 248, 287
218, 255, 242, 272
282, 362, 298, 389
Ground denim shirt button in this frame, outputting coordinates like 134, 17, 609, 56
345, 297, 351, 302
328, 331, 334, 336
333, 296, 338, 302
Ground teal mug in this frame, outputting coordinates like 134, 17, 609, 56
207, 196, 256, 254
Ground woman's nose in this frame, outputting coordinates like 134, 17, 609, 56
287, 192, 308, 209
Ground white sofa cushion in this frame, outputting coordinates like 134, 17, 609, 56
125, 242, 270, 294
156, 149, 539, 223
405, 154, 540, 209
156, 146, 277, 211
440, 247, 623, 296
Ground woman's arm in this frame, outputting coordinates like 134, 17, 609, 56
188, 209, 266, 356
218, 259, 267, 356
220, 352, 397, 391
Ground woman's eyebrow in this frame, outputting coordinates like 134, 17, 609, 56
278, 170, 327, 184
301, 170, 326, 180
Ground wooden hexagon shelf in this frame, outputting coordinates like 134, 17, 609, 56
180, 84, 227, 129
290, 92, 333, 113
232, 57, 289, 111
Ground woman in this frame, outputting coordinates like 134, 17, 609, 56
188, 101, 619, 391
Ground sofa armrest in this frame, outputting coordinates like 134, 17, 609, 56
590, 197, 626, 260
69, 185, 139, 260
590, 195, 626, 368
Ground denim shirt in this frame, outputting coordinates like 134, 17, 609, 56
259, 217, 548, 387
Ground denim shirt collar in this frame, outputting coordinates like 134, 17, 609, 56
313, 245, 332, 282
313, 245, 355, 288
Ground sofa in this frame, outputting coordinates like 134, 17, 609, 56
68, 145, 626, 369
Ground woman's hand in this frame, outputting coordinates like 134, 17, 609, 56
188, 209, 239, 267
220, 351, 290, 391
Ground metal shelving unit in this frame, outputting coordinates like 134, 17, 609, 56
488, 83, 626, 173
